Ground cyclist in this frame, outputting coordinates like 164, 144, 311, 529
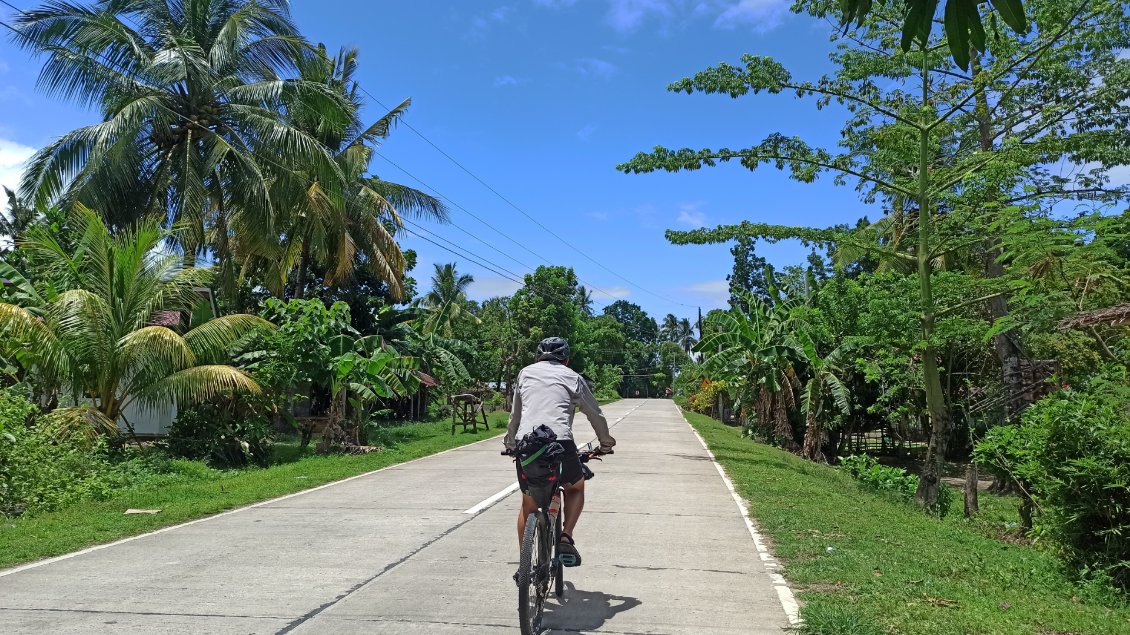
505, 337, 616, 567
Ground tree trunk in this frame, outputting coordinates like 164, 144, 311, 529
294, 234, 311, 300
972, 52, 1029, 424
801, 403, 826, 463
963, 463, 980, 518
972, 51, 1031, 494
914, 55, 951, 509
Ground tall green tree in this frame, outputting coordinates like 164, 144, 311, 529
13, 0, 344, 261
660, 314, 679, 342
248, 45, 446, 300
620, 0, 1128, 505
603, 300, 659, 344
509, 266, 582, 370
421, 262, 479, 336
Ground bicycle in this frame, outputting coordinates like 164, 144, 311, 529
503, 442, 611, 635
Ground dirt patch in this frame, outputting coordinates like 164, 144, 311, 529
802, 581, 848, 594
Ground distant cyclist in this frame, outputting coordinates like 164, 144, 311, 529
505, 337, 616, 566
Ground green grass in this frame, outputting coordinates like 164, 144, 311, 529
0, 412, 510, 570
682, 411, 1130, 635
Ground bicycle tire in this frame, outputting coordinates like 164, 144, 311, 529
517, 512, 545, 635
554, 512, 565, 598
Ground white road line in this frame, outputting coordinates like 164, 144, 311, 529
461, 401, 646, 516
678, 409, 804, 627
462, 483, 521, 515
0, 429, 510, 578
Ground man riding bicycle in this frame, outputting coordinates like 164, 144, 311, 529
505, 337, 616, 567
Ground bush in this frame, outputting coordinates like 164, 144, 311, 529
841, 454, 952, 518
689, 379, 727, 415
976, 367, 1130, 589
673, 363, 703, 408
165, 397, 273, 468
0, 392, 122, 517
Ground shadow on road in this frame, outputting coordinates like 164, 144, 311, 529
544, 582, 642, 633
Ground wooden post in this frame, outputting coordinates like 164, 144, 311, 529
964, 463, 979, 518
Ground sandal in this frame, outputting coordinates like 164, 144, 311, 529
557, 532, 582, 567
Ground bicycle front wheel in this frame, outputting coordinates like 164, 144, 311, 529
517, 512, 548, 635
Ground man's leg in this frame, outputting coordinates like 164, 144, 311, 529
562, 479, 585, 537
517, 493, 538, 547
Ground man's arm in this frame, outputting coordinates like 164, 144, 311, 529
504, 381, 522, 450
575, 377, 615, 450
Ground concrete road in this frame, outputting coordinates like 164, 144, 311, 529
0, 400, 791, 634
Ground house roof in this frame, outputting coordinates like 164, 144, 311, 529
1058, 302, 1130, 330
147, 310, 183, 327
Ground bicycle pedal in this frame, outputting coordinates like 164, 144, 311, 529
558, 553, 579, 567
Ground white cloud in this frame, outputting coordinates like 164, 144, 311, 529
0, 137, 34, 193
468, 276, 523, 300
599, 286, 632, 299
0, 60, 9, 73
712, 0, 791, 30
577, 123, 598, 141
1108, 164, 1130, 187
683, 279, 729, 306
602, 0, 790, 33
676, 203, 707, 228
607, 0, 674, 32
493, 75, 525, 87
468, 5, 514, 39
574, 57, 617, 79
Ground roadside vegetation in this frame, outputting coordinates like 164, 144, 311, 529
685, 411, 1129, 635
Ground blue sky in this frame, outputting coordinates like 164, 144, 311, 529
0, 0, 880, 321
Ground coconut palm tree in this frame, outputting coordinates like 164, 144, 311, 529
1, 188, 37, 254
13, 0, 344, 258
247, 45, 447, 299
675, 317, 698, 353
421, 263, 479, 336
0, 209, 268, 440
660, 313, 679, 342
577, 286, 595, 317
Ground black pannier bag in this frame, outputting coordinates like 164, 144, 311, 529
516, 425, 565, 508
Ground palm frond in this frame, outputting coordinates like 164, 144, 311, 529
132, 364, 261, 413
184, 314, 274, 364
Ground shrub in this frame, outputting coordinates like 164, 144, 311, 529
165, 396, 273, 468
841, 454, 952, 518
0, 392, 120, 517
689, 379, 727, 415
976, 367, 1130, 589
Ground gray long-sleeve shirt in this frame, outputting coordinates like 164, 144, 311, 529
504, 360, 616, 450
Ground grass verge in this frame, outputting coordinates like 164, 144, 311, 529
682, 410, 1129, 635
0, 413, 510, 570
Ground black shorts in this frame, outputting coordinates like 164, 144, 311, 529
516, 440, 584, 495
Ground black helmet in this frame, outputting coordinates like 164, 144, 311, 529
536, 337, 571, 362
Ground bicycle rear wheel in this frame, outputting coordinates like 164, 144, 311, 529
517, 512, 548, 635
554, 512, 565, 598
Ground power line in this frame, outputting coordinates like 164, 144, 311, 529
401, 226, 523, 285
372, 151, 626, 304
399, 217, 524, 283
356, 86, 695, 309
374, 152, 541, 272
